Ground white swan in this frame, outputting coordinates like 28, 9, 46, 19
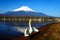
33, 27, 39, 32
24, 28, 29, 36
24, 19, 39, 37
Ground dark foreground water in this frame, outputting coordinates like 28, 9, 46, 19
0, 21, 54, 38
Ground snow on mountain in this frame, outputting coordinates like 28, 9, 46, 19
0, 6, 48, 17
12, 6, 35, 12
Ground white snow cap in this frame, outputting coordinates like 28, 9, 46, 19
12, 6, 35, 12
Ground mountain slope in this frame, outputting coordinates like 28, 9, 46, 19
5, 11, 47, 16
0, 6, 48, 17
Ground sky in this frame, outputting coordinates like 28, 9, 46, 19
0, 0, 60, 17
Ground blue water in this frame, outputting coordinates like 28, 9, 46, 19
0, 21, 53, 37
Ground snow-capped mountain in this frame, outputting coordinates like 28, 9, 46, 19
12, 6, 35, 12
1, 6, 48, 17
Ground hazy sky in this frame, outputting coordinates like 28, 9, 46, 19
0, 0, 60, 17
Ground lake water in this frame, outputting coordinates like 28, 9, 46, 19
0, 21, 54, 38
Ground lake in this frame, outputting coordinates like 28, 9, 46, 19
0, 21, 54, 38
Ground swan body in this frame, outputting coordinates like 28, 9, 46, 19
24, 19, 39, 36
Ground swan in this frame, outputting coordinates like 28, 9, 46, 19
24, 19, 39, 37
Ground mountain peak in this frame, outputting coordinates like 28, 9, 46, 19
12, 6, 35, 12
